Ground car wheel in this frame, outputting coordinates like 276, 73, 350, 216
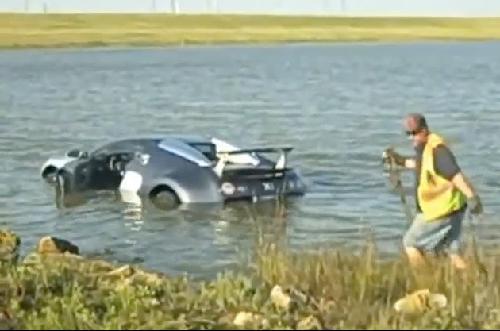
150, 186, 180, 210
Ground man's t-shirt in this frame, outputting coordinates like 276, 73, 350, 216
414, 143, 461, 212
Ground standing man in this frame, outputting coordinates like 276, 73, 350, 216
384, 113, 483, 269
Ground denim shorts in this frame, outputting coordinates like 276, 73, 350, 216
403, 207, 466, 254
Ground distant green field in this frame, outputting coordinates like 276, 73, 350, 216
1, 14, 500, 48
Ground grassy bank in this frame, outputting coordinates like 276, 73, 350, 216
2, 229, 500, 329
2, 14, 500, 49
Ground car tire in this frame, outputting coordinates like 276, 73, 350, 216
150, 186, 180, 210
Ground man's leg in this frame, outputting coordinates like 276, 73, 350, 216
403, 213, 428, 267
450, 254, 466, 270
405, 246, 426, 267
446, 208, 467, 270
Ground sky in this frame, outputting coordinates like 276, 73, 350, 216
1, 0, 500, 17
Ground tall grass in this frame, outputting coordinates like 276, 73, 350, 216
2, 14, 500, 49
253, 239, 500, 329
2, 229, 500, 329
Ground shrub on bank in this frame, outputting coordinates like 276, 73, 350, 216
1, 229, 499, 330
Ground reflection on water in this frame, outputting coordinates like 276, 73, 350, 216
59, 188, 300, 225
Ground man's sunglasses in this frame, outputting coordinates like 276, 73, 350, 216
405, 129, 421, 136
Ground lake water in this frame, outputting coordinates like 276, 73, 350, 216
1, 41, 499, 278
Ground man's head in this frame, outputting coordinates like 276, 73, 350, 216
403, 113, 429, 147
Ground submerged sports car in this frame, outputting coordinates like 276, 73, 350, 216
40, 135, 307, 209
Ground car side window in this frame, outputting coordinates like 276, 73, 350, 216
190, 143, 217, 162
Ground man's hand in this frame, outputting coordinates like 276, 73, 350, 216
468, 195, 483, 215
383, 148, 405, 166
382, 147, 415, 168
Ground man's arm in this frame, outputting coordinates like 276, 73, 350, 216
451, 172, 477, 199
433, 145, 475, 198
452, 172, 483, 214
434, 145, 483, 214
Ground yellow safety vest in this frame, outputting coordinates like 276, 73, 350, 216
417, 133, 466, 221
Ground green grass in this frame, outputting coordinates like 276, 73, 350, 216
2, 14, 500, 49
2, 228, 500, 329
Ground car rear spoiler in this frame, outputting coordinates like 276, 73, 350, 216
224, 147, 293, 155
221, 147, 294, 170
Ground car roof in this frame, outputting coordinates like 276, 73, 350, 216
89, 134, 214, 164
164, 134, 213, 145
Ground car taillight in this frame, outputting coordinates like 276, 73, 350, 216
221, 182, 235, 195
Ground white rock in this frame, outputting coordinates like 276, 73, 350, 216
270, 285, 291, 309
233, 312, 259, 327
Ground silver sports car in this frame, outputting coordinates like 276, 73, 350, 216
40, 135, 307, 209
